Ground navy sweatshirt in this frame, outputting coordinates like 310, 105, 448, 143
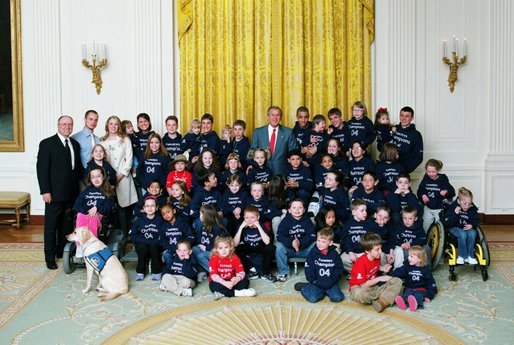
314, 165, 337, 191
189, 187, 222, 219
391, 264, 437, 300
199, 131, 221, 153
390, 123, 423, 174
328, 125, 347, 150
374, 123, 393, 151
232, 136, 250, 168
162, 133, 183, 159
375, 161, 405, 193
305, 245, 344, 289
134, 192, 168, 217
320, 187, 350, 223
218, 139, 233, 167
351, 185, 386, 214
416, 173, 455, 210
301, 129, 331, 165
220, 189, 248, 215
195, 225, 227, 251
386, 191, 424, 218
277, 212, 316, 250
74, 186, 114, 215
444, 200, 479, 228
237, 223, 268, 247
292, 120, 313, 146
391, 221, 427, 247
246, 163, 273, 187
220, 169, 247, 192
136, 153, 172, 189
348, 156, 375, 188
337, 218, 374, 253
131, 214, 164, 245
283, 164, 314, 194
85, 160, 117, 187
180, 132, 201, 161
165, 253, 198, 279
133, 131, 154, 161
159, 217, 195, 252
169, 197, 190, 221
344, 116, 376, 149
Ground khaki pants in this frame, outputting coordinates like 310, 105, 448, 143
350, 277, 402, 306
160, 274, 196, 296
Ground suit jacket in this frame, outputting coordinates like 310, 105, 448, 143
37, 134, 83, 202
249, 124, 298, 175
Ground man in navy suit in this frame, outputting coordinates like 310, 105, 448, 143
37, 116, 83, 269
248, 106, 298, 175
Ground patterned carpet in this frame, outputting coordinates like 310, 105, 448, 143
1, 242, 513, 345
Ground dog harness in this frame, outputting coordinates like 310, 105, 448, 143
85, 247, 113, 272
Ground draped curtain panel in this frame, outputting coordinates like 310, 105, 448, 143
177, 0, 374, 134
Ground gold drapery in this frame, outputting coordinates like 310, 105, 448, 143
177, 0, 374, 134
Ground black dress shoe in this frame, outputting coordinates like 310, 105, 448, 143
46, 261, 58, 270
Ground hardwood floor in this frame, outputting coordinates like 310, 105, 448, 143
1, 223, 513, 243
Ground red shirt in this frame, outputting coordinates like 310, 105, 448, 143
166, 170, 192, 191
349, 254, 380, 290
208, 254, 244, 282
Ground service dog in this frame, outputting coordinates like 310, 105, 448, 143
66, 227, 128, 301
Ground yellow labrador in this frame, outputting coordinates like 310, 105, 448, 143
66, 227, 128, 301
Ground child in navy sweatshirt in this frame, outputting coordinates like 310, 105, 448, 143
391, 207, 430, 269
300, 114, 330, 167
86, 144, 117, 187
247, 148, 273, 188
417, 159, 455, 232
295, 228, 345, 303
348, 141, 375, 194
221, 174, 248, 236
131, 196, 164, 281
162, 115, 183, 159
390, 106, 423, 174
199, 113, 221, 154
275, 199, 317, 282
351, 171, 385, 217
343, 101, 376, 152
283, 149, 314, 200
189, 169, 222, 221
375, 143, 404, 196
320, 171, 350, 223
232, 119, 251, 169
386, 172, 423, 226
313, 153, 337, 192
373, 107, 394, 152
180, 119, 201, 162
292, 106, 312, 146
159, 239, 198, 297
392, 245, 437, 311
134, 180, 168, 218
219, 153, 247, 193
159, 204, 195, 268
136, 133, 172, 191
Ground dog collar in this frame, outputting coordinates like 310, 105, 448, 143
85, 247, 113, 272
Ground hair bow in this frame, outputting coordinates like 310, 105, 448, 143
377, 107, 388, 112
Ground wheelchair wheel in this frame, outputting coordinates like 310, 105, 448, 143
449, 264, 457, 281
427, 221, 445, 269
107, 229, 125, 259
475, 226, 491, 268
63, 242, 76, 274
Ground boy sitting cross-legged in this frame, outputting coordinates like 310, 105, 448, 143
349, 232, 402, 313
294, 228, 345, 303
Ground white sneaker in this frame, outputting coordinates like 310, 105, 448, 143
467, 257, 478, 265
235, 288, 256, 297
456, 257, 464, 265
182, 288, 193, 297
159, 284, 168, 292
75, 245, 84, 258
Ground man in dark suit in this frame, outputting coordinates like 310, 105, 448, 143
37, 115, 83, 269
248, 106, 298, 175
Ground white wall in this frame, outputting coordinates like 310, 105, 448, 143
0, 0, 178, 216
374, 0, 514, 214
2, 0, 513, 216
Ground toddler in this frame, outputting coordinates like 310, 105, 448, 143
218, 125, 234, 167
374, 107, 394, 152
180, 119, 201, 162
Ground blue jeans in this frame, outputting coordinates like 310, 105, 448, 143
400, 289, 426, 308
449, 227, 477, 259
192, 245, 211, 272
301, 283, 345, 303
275, 241, 316, 275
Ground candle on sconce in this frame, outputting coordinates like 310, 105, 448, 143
92, 40, 97, 56
100, 42, 106, 60
463, 38, 468, 56
82, 42, 87, 60
452, 35, 456, 53
455, 38, 459, 56
443, 40, 447, 58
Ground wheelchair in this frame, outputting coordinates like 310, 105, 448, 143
63, 207, 126, 274
427, 208, 490, 281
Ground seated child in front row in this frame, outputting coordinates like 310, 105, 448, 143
391, 207, 430, 269
275, 199, 317, 282
391, 245, 437, 311
349, 232, 402, 313
296, 228, 345, 303
159, 239, 198, 297
209, 236, 257, 300
234, 206, 277, 282
131, 196, 164, 281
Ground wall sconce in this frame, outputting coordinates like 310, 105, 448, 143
82, 41, 108, 94
442, 35, 467, 93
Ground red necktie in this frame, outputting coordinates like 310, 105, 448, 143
270, 128, 276, 155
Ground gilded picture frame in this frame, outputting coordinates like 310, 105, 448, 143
0, 0, 24, 151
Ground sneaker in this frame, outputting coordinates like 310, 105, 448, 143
294, 282, 309, 291
135, 273, 144, 281
75, 245, 84, 258
277, 274, 288, 282
159, 284, 168, 292
408, 295, 418, 311
467, 257, 478, 265
151, 273, 162, 281
182, 288, 193, 297
197, 271, 208, 283
395, 295, 406, 310
456, 256, 465, 265
213, 291, 225, 300
235, 288, 256, 297
261, 273, 278, 283
248, 269, 259, 280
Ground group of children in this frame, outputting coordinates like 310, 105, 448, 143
70, 104, 481, 309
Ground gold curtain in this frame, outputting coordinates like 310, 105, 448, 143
177, 0, 374, 134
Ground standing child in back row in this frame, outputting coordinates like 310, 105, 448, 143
344, 101, 376, 154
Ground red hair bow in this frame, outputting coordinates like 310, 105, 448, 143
377, 107, 388, 112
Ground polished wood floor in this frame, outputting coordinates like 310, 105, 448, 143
1, 224, 513, 243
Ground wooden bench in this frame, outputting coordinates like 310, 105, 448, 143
0, 192, 31, 229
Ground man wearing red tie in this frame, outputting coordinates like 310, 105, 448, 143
248, 106, 298, 175
37, 116, 83, 269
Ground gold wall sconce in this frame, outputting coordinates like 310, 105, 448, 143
82, 41, 108, 94
442, 35, 467, 93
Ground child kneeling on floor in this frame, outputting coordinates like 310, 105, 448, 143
391, 245, 437, 311
349, 233, 402, 312
209, 236, 256, 300
160, 239, 198, 297
295, 228, 345, 303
